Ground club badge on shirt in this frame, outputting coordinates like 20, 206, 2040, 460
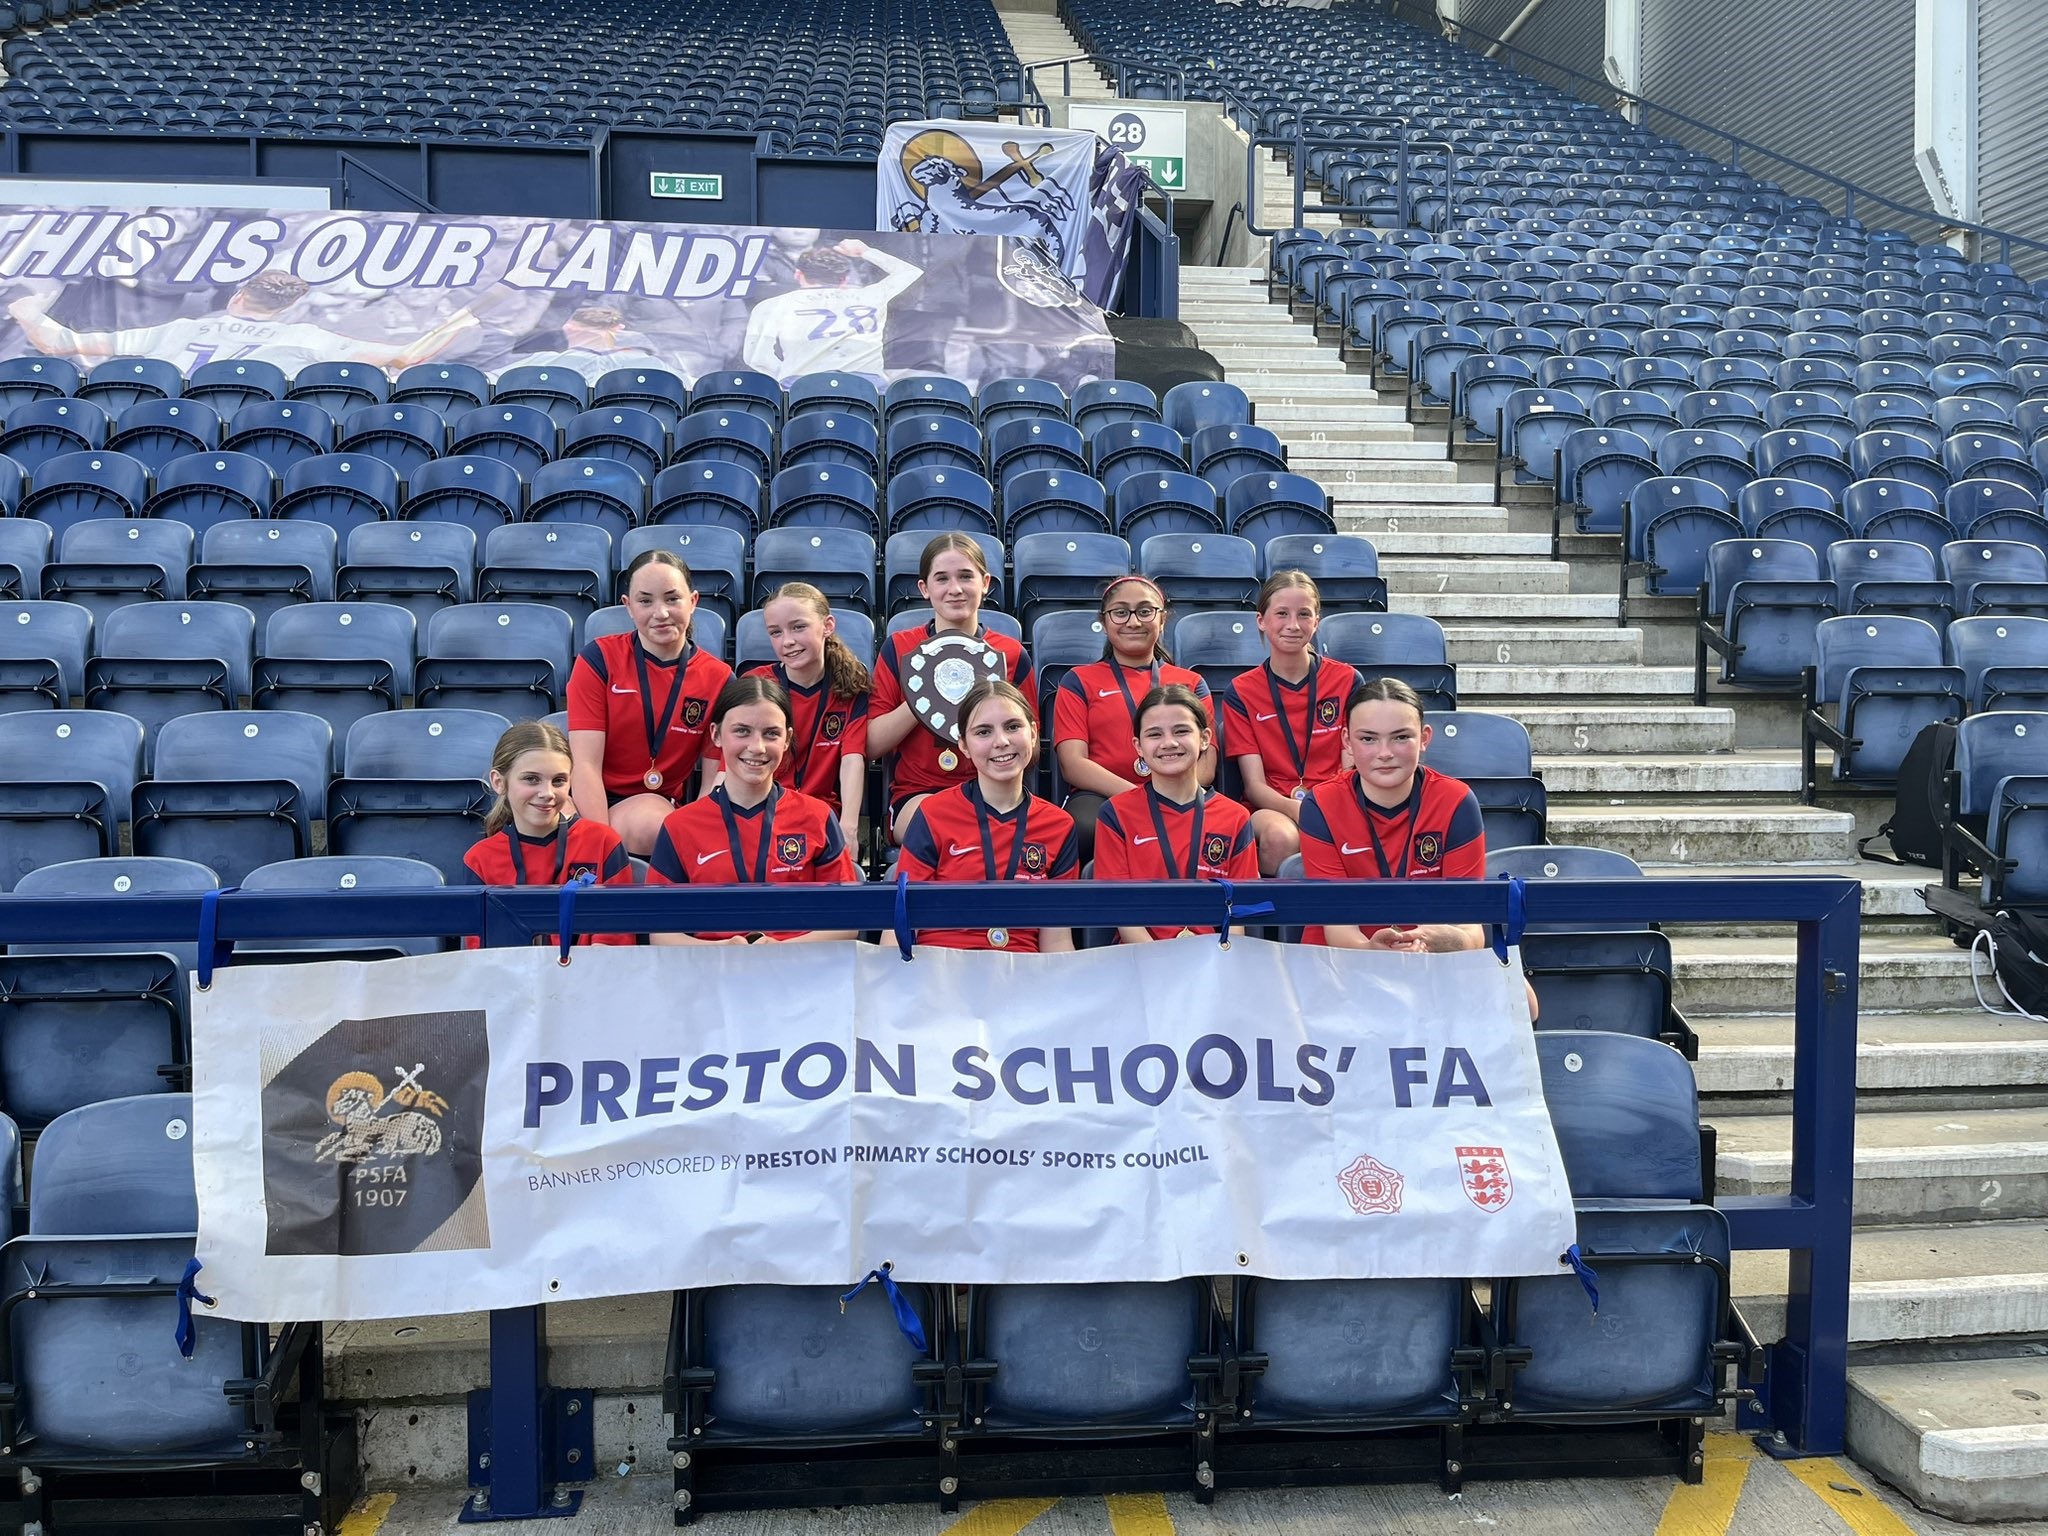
1315, 697, 1341, 729
776, 833, 807, 866
1202, 833, 1230, 867
682, 699, 707, 729
1020, 842, 1047, 874
1413, 832, 1442, 867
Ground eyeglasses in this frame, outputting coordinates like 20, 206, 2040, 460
1105, 604, 1163, 622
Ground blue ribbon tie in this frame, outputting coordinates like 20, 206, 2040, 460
194, 886, 238, 990
1214, 876, 1275, 946
838, 1262, 927, 1351
556, 870, 596, 962
1491, 873, 1528, 964
893, 866, 914, 961
175, 1256, 216, 1357
1563, 1243, 1600, 1316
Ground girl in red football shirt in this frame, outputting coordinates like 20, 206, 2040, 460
1297, 678, 1486, 952
647, 675, 860, 945
1092, 683, 1257, 943
460, 720, 633, 946
1052, 575, 1214, 856
867, 533, 1034, 847
746, 581, 870, 848
567, 549, 734, 858
1220, 570, 1360, 876
897, 678, 1077, 953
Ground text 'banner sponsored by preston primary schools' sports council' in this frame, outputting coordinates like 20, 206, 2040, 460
192, 939, 1577, 1321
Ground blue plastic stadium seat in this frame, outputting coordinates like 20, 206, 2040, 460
1072, 380, 1160, 439
787, 373, 882, 431
885, 376, 973, 426
1942, 539, 2048, 619
77, 356, 182, 413
649, 462, 760, 537
769, 464, 879, 537
621, 524, 746, 630
43, 517, 190, 628
781, 411, 881, 479
1558, 427, 1656, 536
564, 405, 666, 482
1946, 710, 2048, 907
143, 450, 275, 536
109, 399, 222, 475
223, 400, 335, 476
289, 361, 390, 416
133, 709, 332, 881
690, 371, 783, 430
85, 601, 253, 765
337, 403, 447, 480
326, 708, 504, 882
0, 708, 143, 884
183, 358, 288, 415
1013, 532, 1130, 638
1700, 538, 1835, 690
967, 1281, 1211, 1430
449, 403, 558, 477
19, 448, 148, 541
1623, 475, 1740, 608
394, 361, 489, 416
1420, 709, 1545, 845
493, 366, 591, 430
1804, 615, 1967, 790
0, 596, 84, 710
751, 526, 878, 611
339, 521, 475, 626
527, 459, 646, 544
1319, 612, 1457, 710
414, 602, 574, 719
1262, 532, 1385, 610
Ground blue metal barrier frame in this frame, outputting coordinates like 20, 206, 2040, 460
0, 872, 1859, 1500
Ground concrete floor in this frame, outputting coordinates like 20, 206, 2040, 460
345, 1436, 2048, 1536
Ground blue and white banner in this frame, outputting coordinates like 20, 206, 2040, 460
193, 940, 1576, 1322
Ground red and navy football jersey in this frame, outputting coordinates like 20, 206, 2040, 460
1296, 767, 1485, 945
1053, 657, 1210, 779
565, 632, 733, 803
647, 785, 858, 940
897, 782, 1078, 951
1093, 784, 1258, 941
458, 816, 634, 947
742, 662, 868, 810
871, 622, 1034, 801
1218, 655, 1360, 793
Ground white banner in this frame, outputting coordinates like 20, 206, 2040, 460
878, 122, 1095, 276
193, 940, 1577, 1322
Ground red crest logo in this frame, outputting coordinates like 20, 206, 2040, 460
1337, 1154, 1403, 1214
1457, 1146, 1514, 1211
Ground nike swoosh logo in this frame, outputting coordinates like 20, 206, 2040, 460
948, 843, 975, 856
695, 851, 724, 865
1255, 711, 1277, 721
1340, 843, 1370, 855
1097, 688, 1122, 697
610, 685, 636, 695
1133, 836, 1157, 845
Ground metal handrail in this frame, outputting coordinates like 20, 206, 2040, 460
1421, 10, 2048, 266
1021, 52, 1187, 102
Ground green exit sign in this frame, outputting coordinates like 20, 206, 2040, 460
650, 173, 723, 200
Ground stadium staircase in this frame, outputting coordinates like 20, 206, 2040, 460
995, 3, 1115, 102
1141, 160, 2048, 1521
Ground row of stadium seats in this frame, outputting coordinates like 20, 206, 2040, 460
0, 1014, 1742, 1514
0, 0, 1019, 149
0, 361, 1208, 442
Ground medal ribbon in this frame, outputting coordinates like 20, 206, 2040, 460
635, 639, 692, 781
974, 789, 1033, 883
717, 785, 782, 885
1107, 657, 1162, 728
505, 821, 576, 887
1265, 656, 1322, 789
1142, 783, 1207, 883
782, 667, 838, 790
1354, 772, 1426, 881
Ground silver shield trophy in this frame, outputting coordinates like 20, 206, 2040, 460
903, 631, 1007, 746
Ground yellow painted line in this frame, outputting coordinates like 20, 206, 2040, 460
938, 1496, 1062, 1536
1653, 1434, 1756, 1536
336, 1491, 397, 1536
1783, 1457, 1920, 1536
1107, 1490, 1175, 1536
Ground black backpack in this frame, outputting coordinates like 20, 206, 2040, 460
1976, 908, 2048, 1020
1858, 719, 1957, 869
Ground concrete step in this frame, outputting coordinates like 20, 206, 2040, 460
1379, 557, 1572, 594
1648, 860, 1951, 920
1233, 372, 1393, 394
1459, 664, 1694, 699
1288, 441, 1465, 465
1671, 931, 1975, 1015
1737, 1221, 2048, 1346
1700, 1012, 2048, 1099
1335, 480, 1501, 505
1848, 1356, 2048, 1522
1535, 751, 1804, 798
1372, 531, 1553, 556
1340, 507, 1522, 536
1545, 802, 1858, 867
1389, 591, 1621, 619
1442, 625, 1645, 666
1711, 1105, 2048, 1223
1256, 401, 1407, 426
1486, 705, 1736, 755
1203, 346, 1353, 368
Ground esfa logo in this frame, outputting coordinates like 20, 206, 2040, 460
1456, 1145, 1514, 1211
262, 1008, 489, 1257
